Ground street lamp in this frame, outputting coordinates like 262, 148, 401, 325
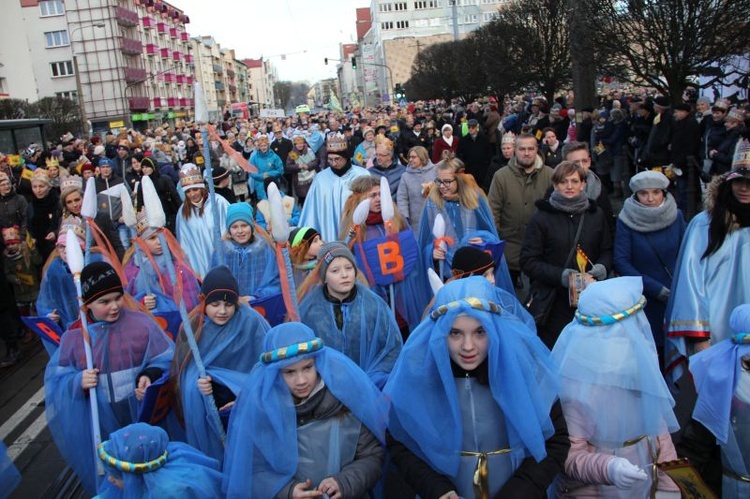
70, 22, 105, 136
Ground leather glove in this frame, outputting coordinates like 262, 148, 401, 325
561, 269, 575, 288
588, 263, 607, 281
607, 457, 648, 489
657, 287, 670, 303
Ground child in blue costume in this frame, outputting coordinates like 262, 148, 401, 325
172, 266, 269, 463
45, 262, 174, 495
339, 175, 432, 334
298, 242, 403, 389
248, 135, 284, 201
95, 423, 223, 498
37, 216, 106, 337
211, 202, 280, 301
223, 322, 388, 498
123, 210, 201, 313
417, 155, 515, 295
288, 226, 323, 289
450, 245, 536, 332
385, 277, 568, 498
682, 304, 750, 498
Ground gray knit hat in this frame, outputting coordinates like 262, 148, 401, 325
629, 170, 669, 193
318, 242, 357, 278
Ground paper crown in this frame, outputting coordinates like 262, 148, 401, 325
374, 135, 394, 153
2, 226, 21, 245
32, 168, 50, 185
326, 133, 348, 154
727, 107, 745, 123
45, 157, 60, 169
57, 216, 86, 244
727, 139, 750, 181
501, 132, 517, 144
179, 163, 205, 191
134, 209, 159, 239
60, 175, 83, 195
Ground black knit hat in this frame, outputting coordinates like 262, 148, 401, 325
81, 261, 124, 304
289, 226, 320, 248
201, 265, 239, 305
451, 246, 494, 278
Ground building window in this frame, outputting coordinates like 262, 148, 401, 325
379, 3, 392, 12
381, 21, 394, 30
394, 2, 408, 10
45, 30, 69, 48
483, 12, 495, 21
56, 91, 78, 100
480, 0, 496, 4
39, 0, 65, 16
50, 61, 75, 77
414, 0, 440, 8
396, 20, 410, 29
463, 14, 479, 24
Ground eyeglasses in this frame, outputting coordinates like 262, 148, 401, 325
434, 178, 457, 187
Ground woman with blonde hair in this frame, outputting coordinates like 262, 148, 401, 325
397, 145, 437, 227
417, 154, 515, 293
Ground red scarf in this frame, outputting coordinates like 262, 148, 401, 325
365, 211, 383, 226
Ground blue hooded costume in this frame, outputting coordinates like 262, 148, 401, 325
418, 195, 515, 295
222, 323, 389, 498
96, 423, 223, 499
384, 277, 562, 497
45, 308, 174, 495
176, 194, 229, 279
690, 305, 750, 497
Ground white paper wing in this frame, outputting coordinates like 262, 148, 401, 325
267, 181, 290, 243
352, 199, 371, 226
427, 268, 444, 295
81, 177, 98, 219
380, 176, 394, 221
121, 184, 137, 228
65, 229, 85, 275
194, 83, 208, 124
140, 176, 166, 229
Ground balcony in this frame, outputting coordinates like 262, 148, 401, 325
129, 96, 150, 111
160, 47, 170, 59
172, 51, 181, 62
180, 32, 189, 43
163, 72, 175, 83
186, 75, 193, 85
157, 22, 167, 35
229, 84, 237, 94
142, 16, 155, 29
145, 43, 158, 55
124, 67, 147, 84
226, 68, 235, 78
215, 81, 225, 91
153, 97, 163, 108
212, 64, 222, 74
184, 54, 193, 64
180, 98, 193, 107
116, 6, 139, 26
120, 37, 143, 55
167, 97, 178, 107
169, 28, 178, 38
176, 74, 186, 84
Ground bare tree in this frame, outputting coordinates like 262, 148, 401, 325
584, 0, 750, 102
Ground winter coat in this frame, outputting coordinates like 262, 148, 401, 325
271, 137, 293, 165
520, 199, 612, 348
248, 149, 284, 200
643, 110, 673, 168
276, 386, 385, 499
711, 126, 745, 175
396, 162, 437, 227
432, 136, 459, 164
397, 128, 429, 162
457, 132, 492, 188
26, 190, 61, 261
370, 157, 406, 198
613, 214, 686, 347
599, 120, 628, 156
540, 143, 563, 168
482, 155, 510, 194
700, 118, 728, 161
670, 116, 701, 169
285, 146, 320, 199
0, 189, 28, 232
484, 110, 502, 144
487, 156, 554, 272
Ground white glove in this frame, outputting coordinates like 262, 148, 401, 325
607, 457, 648, 489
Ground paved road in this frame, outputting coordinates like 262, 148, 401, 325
1, 339, 85, 498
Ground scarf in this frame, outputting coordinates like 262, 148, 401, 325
619, 193, 678, 232
585, 170, 602, 200
331, 162, 352, 178
443, 135, 454, 147
549, 190, 590, 214
365, 211, 383, 226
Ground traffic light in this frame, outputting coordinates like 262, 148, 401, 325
351, 57, 357, 69
394, 83, 404, 100
324, 58, 328, 65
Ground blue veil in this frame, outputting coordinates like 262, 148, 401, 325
211, 236, 281, 299
96, 423, 223, 499
223, 323, 389, 498
690, 304, 750, 445
550, 277, 679, 444
384, 277, 558, 478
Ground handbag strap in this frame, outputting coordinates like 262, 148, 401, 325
564, 212, 586, 269
643, 234, 673, 280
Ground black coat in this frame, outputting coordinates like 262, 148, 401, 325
711, 126, 745, 175
456, 132, 492, 187
26, 191, 61, 261
270, 137, 293, 165
643, 110, 674, 167
520, 199, 612, 347
670, 116, 700, 168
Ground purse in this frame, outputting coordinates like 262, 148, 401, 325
524, 213, 586, 326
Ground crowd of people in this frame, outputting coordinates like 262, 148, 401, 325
0, 88, 749, 498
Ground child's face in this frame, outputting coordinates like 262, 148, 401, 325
5, 242, 20, 253
305, 235, 323, 260
88, 292, 124, 323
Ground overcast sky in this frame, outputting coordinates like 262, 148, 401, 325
168, 0, 370, 83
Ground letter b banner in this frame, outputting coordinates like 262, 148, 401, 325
354, 229, 418, 286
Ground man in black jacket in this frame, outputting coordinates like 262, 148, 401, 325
642, 96, 673, 169
671, 102, 701, 214
457, 119, 493, 190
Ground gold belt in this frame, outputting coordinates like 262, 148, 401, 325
460, 448, 511, 499
724, 467, 750, 483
